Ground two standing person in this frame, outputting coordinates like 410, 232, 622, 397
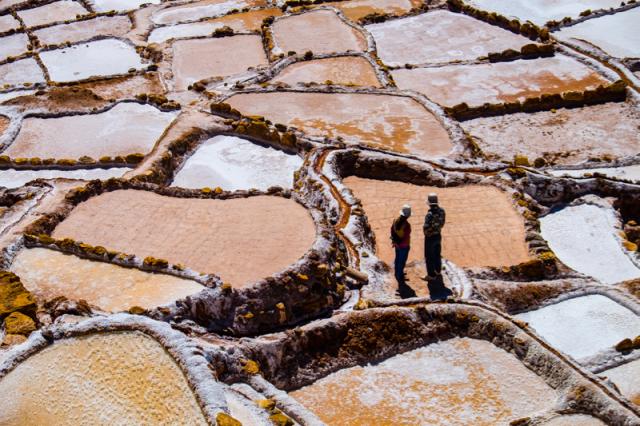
390, 193, 452, 300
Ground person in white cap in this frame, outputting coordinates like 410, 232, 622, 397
390, 204, 412, 291
423, 193, 446, 288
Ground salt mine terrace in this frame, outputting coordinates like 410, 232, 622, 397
0, 0, 640, 424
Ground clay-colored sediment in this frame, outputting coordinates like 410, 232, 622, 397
0, 33, 29, 62
271, 9, 367, 55
462, 102, 640, 165
227, 92, 452, 157
0, 115, 8, 135
77, 73, 165, 100
602, 359, 640, 406
323, 0, 422, 22
272, 56, 381, 87
291, 337, 557, 425
4, 102, 176, 159
366, 10, 529, 66
33, 15, 132, 46
11, 248, 205, 312
212, 7, 282, 31
17, 0, 88, 27
172, 35, 267, 91
344, 177, 530, 267
151, 0, 267, 25
0, 332, 208, 425
52, 190, 316, 286
392, 56, 608, 107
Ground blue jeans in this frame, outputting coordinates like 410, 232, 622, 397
394, 246, 410, 285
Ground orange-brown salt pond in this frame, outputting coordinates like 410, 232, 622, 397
291, 337, 557, 425
11, 248, 205, 312
344, 177, 530, 267
271, 9, 367, 55
172, 35, 267, 90
0, 332, 207, 425
322, 0, 422, 22
272, 56, 381, 87
226, 92, 452, 157
52, 190, 316, 287
392, 55, 608, 107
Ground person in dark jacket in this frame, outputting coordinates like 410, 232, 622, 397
423, 193, 452, 300
390, 205, 412, 292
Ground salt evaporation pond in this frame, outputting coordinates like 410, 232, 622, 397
465, 0, 621, 26
0, 167, 129, 189
171, 135, 302, 191
0, 33, 29, 62
392, 55, 607, 107
89, 0, 161, 12
543, 415, 606, 426
323, 0, 421, 21
17, 0, 88, 28
516, 295, 640, 360
366, 10, 529, 66
40, 39, 145, 83
172, 35, 267, 90
291, 337, 557, 425
226, 92, 452, 157
272, 56, 381, 87
602, 359, 640, 406
549, 165, 640, 182
11, 248, 204, 312
0, 332, 208, 425
0, 14, 19, 32
5, 102, 176, 159
52, 190, 316, 286
0, 58, 45, 88
539, 202, 640, 284
151, 0, 264, 25
345, 177, 530, 268
462, 102, 640, 165
556, 7, 640, 59
271, 9, 367, 55
34, 15, 132, 46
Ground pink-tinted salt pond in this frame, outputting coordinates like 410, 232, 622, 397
33, 15, 132, 46
323, 0, 422, 22
17, 0, 88, 28
271, 56, 381, 87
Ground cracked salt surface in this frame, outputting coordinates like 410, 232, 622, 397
40, 39, 145, 83
540, 202, 640, 284
0, 331, 208, 425
0, 167, 129, 189
291, 337, 557, 425
516, 295, 640, 360
171, 135, 302, 191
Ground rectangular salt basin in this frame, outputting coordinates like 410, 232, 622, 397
17, 0, 88, 28
602, 359, 640, 405
465, 0, 622, 26
40, 39, 145, 83
151, 0, 255, 25
0, 167, 130, 189
516, 295, 640, 360
89, 0, 161, 12
171, 135, 302, 191
33, 15, 132, 46
555, 7, 640, 59
0, 14, 20, 32
549, 165, 640, 182
0, 33, 29, 62
290, 337, 557, 425
0, 58, 45, 88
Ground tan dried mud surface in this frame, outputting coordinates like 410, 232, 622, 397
323, 0, 422, 21
227, 92, 452, 157
272, 57, 381, 87
291, 337, 557, 425
462, 102, 640, 165
344, 177, 530, 267
0, 332, 208, 425
392, 56, 608, 107
33, 15, 132, 46
271, 10, 367, 55
172, 35, 267, 91
366, 10, 529, 66
11, 248, 205, 312
52, 190, 316, 286
17, 1, 88, 28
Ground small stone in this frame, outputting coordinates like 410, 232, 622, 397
215, 412, 241, 426
4, 311, 36, 336
128, 306, 146, 315
269, 412, 294, 426
615, 338, 633, 352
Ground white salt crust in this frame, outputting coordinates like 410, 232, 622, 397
0, 58, 45, 88
516, 294, 640, 360
151, 0, 247, 25
171, 135, 302, 191
0, 33, 29, 62
40, 39, 145, 83
0, 167, 129, 188
602, 358, 640, 405
549, 164, 640, 182
539, 200, 640, 284
89, 0, 161, 12
148, 21, 227, 43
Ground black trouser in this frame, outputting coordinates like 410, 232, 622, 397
394, 246, 409, 285
424, 234, 442, 277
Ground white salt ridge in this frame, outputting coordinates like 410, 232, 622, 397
540, 202, 640, 284
0, 33, 28, 62
0, 167, 130, 189
516, 295, 640, 360
148, 21, 226, 43
556, 7, 640, 59
171, 135, 302, 191
549, 164, 640, 182
89, 0, 161, 12
0, 58, 45, 87
465, 0, 622, 26
40, 39, 145, 83
151, 0, 247, 25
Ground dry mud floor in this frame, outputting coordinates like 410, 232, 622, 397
52, 190, 316, 286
